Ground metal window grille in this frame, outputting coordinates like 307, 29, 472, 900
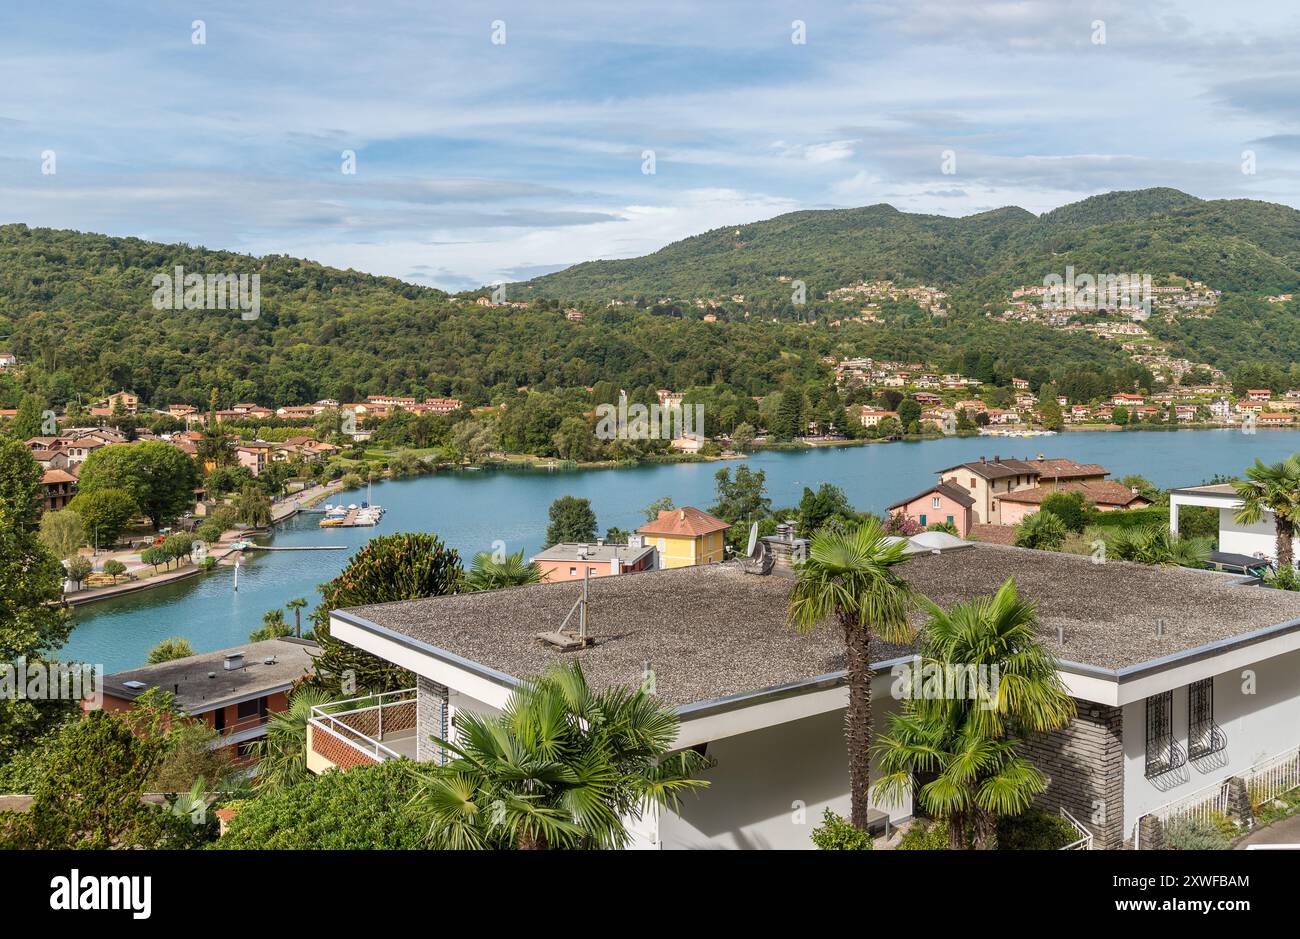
1145, 690, 1184, 777
1188, 678, 1224, 760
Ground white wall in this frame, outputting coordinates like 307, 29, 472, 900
1217, 507, 1298, 561
1121, 646, 1300, 836
659, 675, 910, 849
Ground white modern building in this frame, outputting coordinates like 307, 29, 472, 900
307, 535, 1300, 849
1169, 483, 1292, 569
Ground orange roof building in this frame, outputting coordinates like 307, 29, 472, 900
636, 507, 730, 569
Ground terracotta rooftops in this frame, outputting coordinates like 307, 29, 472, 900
637, 506, 730, 537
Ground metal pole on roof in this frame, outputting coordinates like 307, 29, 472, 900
580, 566, 589, 641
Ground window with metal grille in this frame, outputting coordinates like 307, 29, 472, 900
1145, 690, 1183, 777
1188, 678, 1223, 759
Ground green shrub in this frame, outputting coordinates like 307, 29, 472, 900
1164, 816, 1233, 850
1040, 491, 1087, 533
214, 761, 423, 849
896, 819, 950, 850
810, 809, 873, 850
997, 807, 1080, 850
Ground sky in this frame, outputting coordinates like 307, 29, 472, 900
2, 0, 1300, 291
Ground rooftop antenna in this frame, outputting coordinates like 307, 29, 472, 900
536, 566, 594, 650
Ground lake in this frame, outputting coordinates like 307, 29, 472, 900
63, 429, 1300, 672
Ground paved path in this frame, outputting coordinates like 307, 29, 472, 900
1235, 812, 1300, 848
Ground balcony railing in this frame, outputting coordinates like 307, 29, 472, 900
308, 688, 418, 768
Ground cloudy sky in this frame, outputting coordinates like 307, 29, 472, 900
2, 0, 1299, 290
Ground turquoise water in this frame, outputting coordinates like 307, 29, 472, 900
63, 430, 1300, 672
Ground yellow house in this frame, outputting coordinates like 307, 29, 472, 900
636, 506, 730, 569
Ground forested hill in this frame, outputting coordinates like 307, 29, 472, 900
0, 222, 1149, 411
510, 188, 1300, 301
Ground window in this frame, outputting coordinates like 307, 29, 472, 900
1188, 678, 1223, 759
236, 697, 265, 721
946, 515, 954, 525
918, 514, 927, 527
931, 497, 941, 509
969, 478, 976, 488
1144, 690, 1184, 777
569, 567, 577, 576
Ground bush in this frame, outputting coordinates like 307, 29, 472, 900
896, 819, 950, 850
214, 761, 423, 849
810, 809, 873, 850
1040, 491, 1087, 533
1164, 816, 1234, 850
996, 807, 1080, 850
196, 522, 223, 545
1014, 511, 1067, 551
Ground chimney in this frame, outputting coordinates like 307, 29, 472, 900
627, 534, 643, 550
980, 455, 986, 463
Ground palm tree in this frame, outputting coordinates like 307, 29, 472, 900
462, 549, 543, 591
286, 597, 308, 637
788, 519, 917, 831
250, 686, 334, 789
872, 578, 1075, 848
1013, 511, 1067, 551
1234, 455, 1300, 568
408, 661, 709, 850
1109, 525, 1210, 567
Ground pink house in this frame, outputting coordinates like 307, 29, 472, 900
886, 481, 975, 537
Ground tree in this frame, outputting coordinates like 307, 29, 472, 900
1108, 526, 1210, 567
710, 465, 771, 523
148, 637, 195, 663
77, 440, 198, 530
1013, 511, 1067, 551
897, 398, 922, 431
730, 422, 756, 454
642, 495, 676, 522
872, 579, 1075, 849
797, 482, 854, 536
787, 519, 917, 831
1039, 491, 1087, 533
162, 532, 193, 568
38, 509, 83, 559
0, 443, 74, 758
409, 661, 709, 849
545, 495, 597, 546
102, 559, 127, 584
286, 597, 308, 637
215, 760, 423, 849
234, 483, 273, 528
250, 608, 291, 642
1234, 456, 1300, 567
140, 546, 168, 572
65, 555, 93, 589
464, 549, 542, 590
310, 533, 463, 693
68, 487, 138, 548
11, 393, 47, 440
1111, 405, 1129, 426
0, 709, 199, 849
249, 686, 334, 789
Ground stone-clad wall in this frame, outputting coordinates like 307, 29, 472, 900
416, 676, 450, 763
1021, 700, 1125, 848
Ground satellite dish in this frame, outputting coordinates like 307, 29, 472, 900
745, 522, 759, 557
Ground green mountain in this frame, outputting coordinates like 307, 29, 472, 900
511, 188, 1300, 301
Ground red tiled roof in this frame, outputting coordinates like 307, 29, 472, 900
637, 506, 730, 537
968, 523, 1017, 545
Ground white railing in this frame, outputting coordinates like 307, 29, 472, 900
1133, 743, 1300, 849
1060, 807, 1093, 850
309, 688, 417, 763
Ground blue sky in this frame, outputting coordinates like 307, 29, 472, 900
2, 0, 1299, 290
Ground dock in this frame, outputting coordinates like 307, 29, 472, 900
319, 507, 383, 528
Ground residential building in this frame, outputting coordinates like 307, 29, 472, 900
1247, 389, 1273, 402
1169, 483, 1294, 564
996, 480, 1151, 525
0, 352, 16, 370
636, 506, 729, 568
310, 538, 1300, 849
530, 538, 657, 582
858, 407, 898, 429
92, 638, 318, 760
935, 455, 1110, 525
886, 481, 975, 536
39, 468, 77, 513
